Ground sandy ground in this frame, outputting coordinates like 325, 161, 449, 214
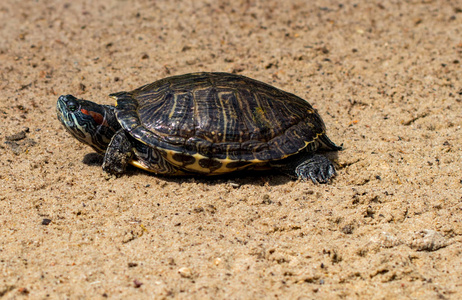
1, 0, 461, 299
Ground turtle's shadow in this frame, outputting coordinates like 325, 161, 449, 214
82, 153, 104, 166
82, 150, 341, 187
164, 169, 293, 187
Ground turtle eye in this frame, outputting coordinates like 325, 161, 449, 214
67, 101, 78, 112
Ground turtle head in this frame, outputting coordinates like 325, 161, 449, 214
57, 95, 121, 153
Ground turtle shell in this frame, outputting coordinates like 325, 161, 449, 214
111, 72, 329, 174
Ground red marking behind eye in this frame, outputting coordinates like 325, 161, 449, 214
80, 109, 106, 126
90, 111, 104, 125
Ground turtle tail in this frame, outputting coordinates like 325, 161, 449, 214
318, 134, 342, 151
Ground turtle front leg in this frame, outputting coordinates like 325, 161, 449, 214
272, 153, 337, 183
102, 129, 133, 176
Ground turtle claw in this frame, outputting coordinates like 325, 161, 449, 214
295, 155, 336, 184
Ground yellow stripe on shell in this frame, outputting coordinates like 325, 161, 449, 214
129, 159, 187, 175
163, 149, 266, 174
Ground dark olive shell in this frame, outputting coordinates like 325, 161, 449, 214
111, 72, 328, 162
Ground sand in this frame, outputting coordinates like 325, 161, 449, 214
1, 0, 461, 299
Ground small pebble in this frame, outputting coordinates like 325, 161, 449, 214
408, 230, 448, 252
178, 267, 192, 278
214, 258, 222, 266
41, 218, 52, 225
133, 279, 143, 288
6, 130, 27, 141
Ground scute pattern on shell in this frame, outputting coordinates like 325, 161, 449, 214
112, 72, 327, 162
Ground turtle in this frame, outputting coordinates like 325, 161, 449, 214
56, 72, 342, 183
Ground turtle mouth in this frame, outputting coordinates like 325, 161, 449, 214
56, 98, 67, 123
56, 97, 74, 127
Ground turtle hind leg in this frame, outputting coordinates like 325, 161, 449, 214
294, 154, 336, 183
271, 153, 337, 183
102, 129, 133, 176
